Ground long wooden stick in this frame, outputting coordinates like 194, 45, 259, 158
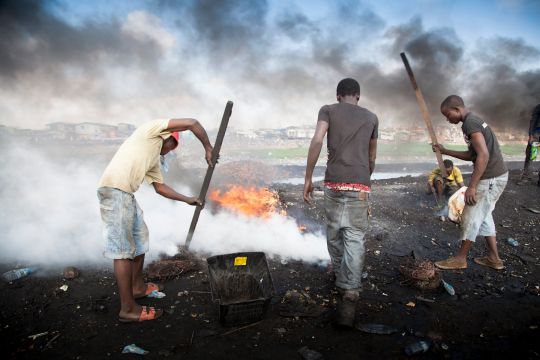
184, 101, 233, 249
400, 52, 447, 177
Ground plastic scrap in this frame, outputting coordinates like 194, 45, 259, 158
448, 187, 467, 223
2, 267, 37, 282
507, 238, 519, 247
355, 323, 398, 335
147, 290, 166, 299
441, 280, 456, 296
404, 340, 432, 355
122, 344, 149, 355
28, 331, 49, 340
59, 285, 69, 292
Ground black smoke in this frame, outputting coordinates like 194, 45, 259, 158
0, 0, 538, 131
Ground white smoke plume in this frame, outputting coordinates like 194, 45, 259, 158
0, 142, 328, 267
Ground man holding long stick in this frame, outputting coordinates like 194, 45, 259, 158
98, 118, 213, 322
433, 95, 508, 271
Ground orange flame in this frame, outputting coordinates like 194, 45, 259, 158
209, 186, 282, 219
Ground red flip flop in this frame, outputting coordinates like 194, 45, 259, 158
119, 306, 163, 323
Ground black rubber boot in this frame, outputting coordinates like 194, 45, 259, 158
334, 292, 359, 328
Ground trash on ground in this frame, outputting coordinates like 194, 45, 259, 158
279, 289, 323, 318
28, 331, 48, 340
63, 266, 80, 279
355, 323, 398, 335
298, 346, 324, 360
406, 301, 416, 307
146, 258, 198, 281
442, 280, 456, 296
524, 207, 540, 214
507, 238, 519, 247
146, 290, 166, 298
404, 340, 432, 355
399, 259, 441, 290
2, 267, 37, 282
122, 343, 149, 355
59, 284, 69, 292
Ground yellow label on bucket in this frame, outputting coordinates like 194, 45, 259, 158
234, 257, 247, 266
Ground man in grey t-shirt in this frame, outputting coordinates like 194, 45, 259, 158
433, 95, 508, 271
304, 78, 378, 327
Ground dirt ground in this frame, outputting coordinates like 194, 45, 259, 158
1, 169, 539, 360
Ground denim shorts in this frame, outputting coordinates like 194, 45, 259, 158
97, 187, 149, 259
460, 172, 508, 242
324, 188, 370, 292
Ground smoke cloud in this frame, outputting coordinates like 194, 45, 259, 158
1, 0, 539, 130
0, 141, 328, 267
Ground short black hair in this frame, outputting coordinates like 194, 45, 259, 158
441, 95, 465, 110
443, 159, 454, 168
336, 78, 360, 97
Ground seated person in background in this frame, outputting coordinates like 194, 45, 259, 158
426, 159, 464, 203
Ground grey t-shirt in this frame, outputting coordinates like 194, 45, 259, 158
461, 112, 507, 179
318, 102, 378, 186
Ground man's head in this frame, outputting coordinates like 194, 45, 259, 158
443, 159, 454, 173
440, 95, 466, 124
160, 132, 179, 155
336, 78, 360, 102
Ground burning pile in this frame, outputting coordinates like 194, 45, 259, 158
209, 185, 284, 219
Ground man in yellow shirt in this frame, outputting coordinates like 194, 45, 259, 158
97, 118, 213, 323
426, 159, 464, 203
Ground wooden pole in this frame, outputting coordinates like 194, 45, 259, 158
400, 52, 447, 177
184, 101, 233, 249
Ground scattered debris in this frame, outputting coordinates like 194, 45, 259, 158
146, 290, 166, 298
59, 285, 69, 292
399, 259, 441, 290
63, 266, 80, 279
279, 289, 322, 317
405, 301, 416, 307
43, 333, 61, 350
298, 346, 324, 360
416, 296, 435, 303
122, 344, 149, 355
442, 280, 456, 296
355, 323, 398, 335
2, 267, 37, 282
28, 331, 48, 340
146, 259, 198, 281
507, 238, 519, 247
404, 340, 432, 355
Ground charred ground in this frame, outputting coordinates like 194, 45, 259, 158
1, 170, 539, 360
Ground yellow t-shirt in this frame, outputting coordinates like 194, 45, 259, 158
98, 119, 173, 193
428, 166, 464, 187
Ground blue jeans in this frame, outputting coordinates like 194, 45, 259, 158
324, 188, 370, 292
97, 187, 149, 259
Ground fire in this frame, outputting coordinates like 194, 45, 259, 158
209, 185, 282, 219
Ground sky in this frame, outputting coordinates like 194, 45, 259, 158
1, 0, 539, 131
